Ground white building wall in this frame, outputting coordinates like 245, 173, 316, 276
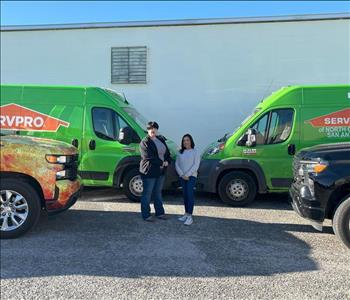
1, 19, 349, 149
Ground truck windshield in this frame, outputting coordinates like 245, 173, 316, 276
123, 107, 148, 131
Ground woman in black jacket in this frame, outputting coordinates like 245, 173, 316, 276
139, 121, 171, 221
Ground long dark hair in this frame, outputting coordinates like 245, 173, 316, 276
180, 134, 195, 154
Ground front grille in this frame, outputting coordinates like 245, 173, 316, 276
65, 154, 79, 180
292, 153, 301, 177
65, 154, 79, 166
292, 153, 303, 187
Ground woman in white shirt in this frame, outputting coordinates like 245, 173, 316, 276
175, 134, 200, 225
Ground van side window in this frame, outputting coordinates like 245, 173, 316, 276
251, 113, 269, 145
92, 108, 116, 140
266, 109, 294, 144
92, 107, 129, 141
115, 114, 128, 134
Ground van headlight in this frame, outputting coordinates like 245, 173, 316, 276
207, 143, 225, 155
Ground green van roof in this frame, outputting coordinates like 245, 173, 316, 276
257, 84, 350, 108
0, 84, 129, 106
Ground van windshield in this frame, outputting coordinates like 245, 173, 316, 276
238, 108, 261, 129
217, 107, 262, 142
123, 107, 148, 131
103, 88, 148, 131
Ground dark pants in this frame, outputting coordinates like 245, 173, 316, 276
180, 176, 196, 215
140, 176, 165, 220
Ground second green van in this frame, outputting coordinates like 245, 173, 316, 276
197, 85, 350, 206
0, 84, 178, 201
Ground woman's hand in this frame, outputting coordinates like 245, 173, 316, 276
182, 176, 189, 181
163, 161, 169, 167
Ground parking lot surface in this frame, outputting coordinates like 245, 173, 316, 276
1, 189, 349, 300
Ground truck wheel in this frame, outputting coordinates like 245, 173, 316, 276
218, 171, 257, 207
123, 168, 142, 202
0, 179, 41, 239
332, 195, 350, 249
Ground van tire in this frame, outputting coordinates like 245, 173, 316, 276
218, 171, 257, 207
0, 179, 41, 239
123, 168, 142, 202
332, 195, 350, 249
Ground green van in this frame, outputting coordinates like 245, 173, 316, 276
0, 84, 178, 201
197, 85, 350, 206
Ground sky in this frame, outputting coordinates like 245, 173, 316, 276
1, 1, 349, 26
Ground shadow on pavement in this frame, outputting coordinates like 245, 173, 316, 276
1, 209, 320, 280
82, 187, 292, 210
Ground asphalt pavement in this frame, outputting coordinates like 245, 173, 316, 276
1, 189, 349, 299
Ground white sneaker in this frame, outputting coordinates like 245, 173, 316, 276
184, 216, 193, 226
178, 215, 188, 222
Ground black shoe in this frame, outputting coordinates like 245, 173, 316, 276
144, 216, 155, 222
156, 214, 169, 220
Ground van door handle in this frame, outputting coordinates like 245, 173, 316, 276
89, 140, 96, 150
122, 146, 136, 153
288, 144, 296, 156
72, 139, 79, 148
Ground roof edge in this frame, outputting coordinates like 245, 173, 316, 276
1, 12, 349, 32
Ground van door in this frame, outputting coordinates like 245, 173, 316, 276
241, 108, 299, 190
80, 106, 136, 186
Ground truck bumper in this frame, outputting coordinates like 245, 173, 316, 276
289, 183, 325, 229
45, 179, 82, 214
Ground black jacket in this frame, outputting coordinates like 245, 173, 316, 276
139, 135, 171, 178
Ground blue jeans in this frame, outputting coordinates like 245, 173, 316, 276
180, 176, 196, 215
140, 176, 165, 219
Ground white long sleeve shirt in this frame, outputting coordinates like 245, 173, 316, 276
175, 148, 201, 178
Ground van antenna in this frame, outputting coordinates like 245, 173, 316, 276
122, 92, 129, 104
260, 80, 274, 102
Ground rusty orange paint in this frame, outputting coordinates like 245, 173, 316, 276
1, 135, 81, 210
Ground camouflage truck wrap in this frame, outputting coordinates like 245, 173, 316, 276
0, 135, 81, 238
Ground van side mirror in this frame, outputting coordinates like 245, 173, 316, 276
237, 134, 248, 146
245, 128, 257, 147
118, 126, 140, 145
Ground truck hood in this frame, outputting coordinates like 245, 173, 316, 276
297, 142, 350, 161
0, 135, 77, 155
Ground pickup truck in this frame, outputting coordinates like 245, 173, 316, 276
290, 142, 350, 249
0, 134, 81, 238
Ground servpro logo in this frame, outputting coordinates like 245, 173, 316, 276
307, 109, 350, 138
0, 103, 70, 132
307, 109, 350, 127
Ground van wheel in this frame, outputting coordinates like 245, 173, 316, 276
332, 195, 350, 249
218, 171, 257, 207
0, 179, 41, 239
123, 168, 142, 202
